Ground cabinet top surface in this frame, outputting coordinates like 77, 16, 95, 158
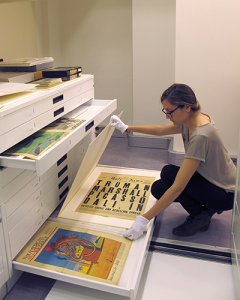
0, 74, 93, 117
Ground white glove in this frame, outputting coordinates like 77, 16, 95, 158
110, 115, 128, 134
123, 216, 149, 240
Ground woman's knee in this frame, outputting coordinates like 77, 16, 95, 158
151, 179, 168, 200
150, 165, 180, 200
161, 164, 179, 183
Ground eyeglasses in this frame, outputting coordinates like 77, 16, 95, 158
162, 105, 183, 116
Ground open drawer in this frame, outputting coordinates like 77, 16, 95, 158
0, 99, 117, 176
13, 218, 154, 300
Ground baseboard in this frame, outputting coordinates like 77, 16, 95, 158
127, 134, 171, 149
150, 240, 231, 264
126, 134, 185, 166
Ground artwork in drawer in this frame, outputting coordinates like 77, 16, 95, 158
15, 221, 131, 285
3, 117, 85, 159
76, 172, 155, 220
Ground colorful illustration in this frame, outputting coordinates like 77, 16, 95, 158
76, 172, 155, 220
45, 117, 84, 132
15, 221, 131, 285
3, 117, 85, 159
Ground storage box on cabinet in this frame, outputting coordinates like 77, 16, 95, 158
0, 99, 117, 176
0, 75, 94, 153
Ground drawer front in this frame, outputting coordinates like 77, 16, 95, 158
0, 75, 94, 136
0, 89, 94, 154
0, 209, 9, 287
7, 189, 41, 231
0, 168, 24, 189
34, 89, 94, 130
0, 105, 35, 136
9, 201, 43, 259
0, 171, 36, 203
33, 79, 94, 118
0, 99, 117, 176
0, 119, 36, 153
5, 177, 40, 217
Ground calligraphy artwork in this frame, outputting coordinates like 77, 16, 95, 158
15, 221, 131, 285
3, 117, 85, 159
75, 172, 155, 220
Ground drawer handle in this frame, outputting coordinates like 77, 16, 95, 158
58, 176, 68, 189
58, 165, 68, 178
85, 120, 94, 132
59, 187, 69, 201
53, 94, 64, 104
57, 154, 67, 166
54, 107, 64, 117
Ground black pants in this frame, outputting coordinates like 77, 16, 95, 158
151, 164, 234, 216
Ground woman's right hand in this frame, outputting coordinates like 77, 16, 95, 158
110, 115, 128, 133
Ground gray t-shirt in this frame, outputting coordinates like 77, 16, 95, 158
181, 122, 236, 192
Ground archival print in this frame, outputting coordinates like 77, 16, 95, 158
75, 172, 155, 220
15, 221, 131, 285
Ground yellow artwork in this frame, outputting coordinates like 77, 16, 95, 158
15, 221, 131, 285
75, 172, 155, 220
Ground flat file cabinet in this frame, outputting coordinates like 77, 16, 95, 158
0, 75, 117, 299
0, 75, 156, 300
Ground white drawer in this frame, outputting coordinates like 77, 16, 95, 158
33, 89, 94, 130
41, 184, 68, 221
0, 75, 94, 136
6, 177, 70, 260
0, 210, 9, 287
33, 78, 93, 117
13, 219, 153, 300
9, 201, 43, 259
0, 88, 94, 154
0, 105, 35, 136
0, 167, 24, 189
7, 189, 41, 231
5, 176, 40, 217
0, 170, 36, 203
0, 99, 117, 176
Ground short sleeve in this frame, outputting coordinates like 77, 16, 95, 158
185, 135, 208, 162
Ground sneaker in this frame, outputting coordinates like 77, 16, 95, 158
172, 211, 211, 237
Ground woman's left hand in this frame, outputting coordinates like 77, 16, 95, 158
123, 216, 149, 240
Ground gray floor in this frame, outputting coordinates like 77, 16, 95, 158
4, 135, 233, 299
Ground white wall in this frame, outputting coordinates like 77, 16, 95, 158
45, 0, 133, 124
132, 0, 176, 126
0, 1, 38, 59
174, 0, 240, 154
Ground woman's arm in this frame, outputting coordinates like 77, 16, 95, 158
110, 115, 181, 136
142, 158, 201, 220
127, 124, 181, 136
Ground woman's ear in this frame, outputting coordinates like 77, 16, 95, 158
185, 105, 191, 112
